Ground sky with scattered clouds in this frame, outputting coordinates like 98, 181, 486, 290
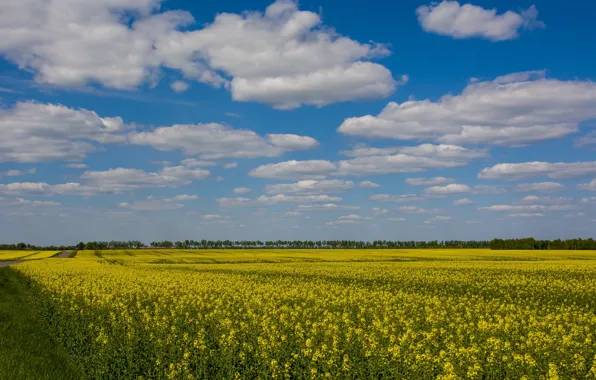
0, 0, 595, 244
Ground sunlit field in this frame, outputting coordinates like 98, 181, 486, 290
0, 251, 60, 261
10, 249, 596, 379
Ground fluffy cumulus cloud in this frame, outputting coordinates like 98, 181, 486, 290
405, 177, 455, 186
233, 187, 251, 195
359, 180, 380, 188
416, 1, 544, 41
579, 179, 596, 191
453, 198, 474, 206
479, 161, 596, 181
0, 102, 128, 163
80, 166, 210, 192
129, 124, 318, 159
170, 81, 189, 93
297, 204, 360, 211
369, 194, 425, 203
249, 160, 337, 180
0, 167, 209, 197
336, 153, 472, 176
424, 184, 505, 195
338, 71, 596, 146
0, 0, 398, 109
265, 180, 354, 195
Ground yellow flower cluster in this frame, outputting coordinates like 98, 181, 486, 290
14, 249, 596, 379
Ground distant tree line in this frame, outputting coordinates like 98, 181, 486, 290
490, 238, 596, 250
3, 238, 595, 251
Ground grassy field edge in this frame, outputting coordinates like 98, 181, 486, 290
0, 267, 82, 380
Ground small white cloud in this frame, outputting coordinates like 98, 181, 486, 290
265, 180, 354, 195
64, 163, 89, 169
416, 2, 544, 41
453, 198, 474, 206
388, 217, 406, 222
222, 162, 237, 169
0, 168, 36, 177
406, 177, 456, 186
507, 213, 545, 218
233, 187, 251, 195
372, 207, 389, 217
170, 81, 189, 93
225, 112, 241, 118
250, 160, 337, 180
479, 162, 596, 181
359, 180, 381, 188
424, 215, 452, 224
370, 194, 425, 203
515, 182, 566, 193
578, 179, 596, 191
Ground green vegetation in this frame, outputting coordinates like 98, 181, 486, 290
0, 267, 81, 380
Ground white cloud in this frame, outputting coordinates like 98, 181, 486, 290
129, 124, 318, 159
217, 197, 251, 207
326, 219, 358, 226
10, 198, 60, 207
337, 154, 470, 176
424, 215, 452, 224
424, 184, 504, 195
515, 182, 566, 193
507, 213, 545, 218
480, 204, 579, 212
579, 179, 596, 191
256, 194, 342, 205
338, 214, 361, 221
249, 160, 337, 180
80, 166, 210, 192
233, 187, 251, 195
338, 72, 596, 146
416, 1, 544, 41
222, 162, 237, 169
398, 206, 442, 214
202, 214, 224, 220
284, 211, 302, 217
372, 207, 389, 216
370, 194, 425, 203
479, 162, 596, 181
171, 194, 198, 201
425, 183, 471, 195
520, 195, 572, 204
0, 0, 398, 108
0, 102, 128, 163
405, 177, 455, 186
297, 204, 360, 211
453, 198, 474, 206
170, 80, 189, 93
265, 180, 354, 195
0, 168, 36, 178
576, 131, 596, 147
119, 197, 185, 211
341, 143, 486, 160
359, 180, 381, 188
63, 163, 89, 169
180, 158, 217, 167
388, 217, 406, 222
225, 112, 241, 118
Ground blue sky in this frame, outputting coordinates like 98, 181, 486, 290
0, 0, 595, 244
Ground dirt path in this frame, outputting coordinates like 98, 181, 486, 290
0, 260, 23, 267
52, 251, 73, 258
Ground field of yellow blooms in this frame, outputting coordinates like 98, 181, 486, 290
12, 249, 596, 379
0, 250, 60, 261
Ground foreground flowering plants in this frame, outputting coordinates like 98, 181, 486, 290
14, 250, 596, 379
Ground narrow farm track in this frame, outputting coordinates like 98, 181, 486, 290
0, 252, 73, 267
52, 251, 73, 258
0, 261, 22, 267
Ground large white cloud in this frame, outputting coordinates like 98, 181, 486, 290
338, 71, 596, 146
0, 0, 398, 108
129, 124, 318, 159
0, 102, 128, 163
416, 1, 544, 41
479, 161, 596, 181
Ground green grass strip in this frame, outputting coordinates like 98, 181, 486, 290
0, 267, 82, 380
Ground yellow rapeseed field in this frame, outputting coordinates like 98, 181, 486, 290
0, 250, 60, 261
13, 249, 596, 379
